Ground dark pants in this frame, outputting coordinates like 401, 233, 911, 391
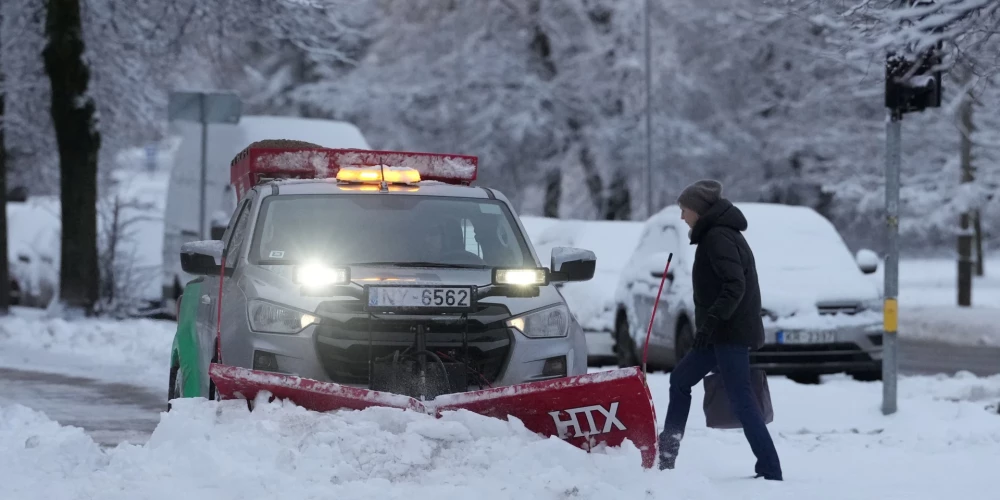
659, 344, 782, 479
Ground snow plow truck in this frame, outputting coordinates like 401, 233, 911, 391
167, 139, 659, 467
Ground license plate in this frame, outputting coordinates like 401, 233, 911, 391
366, 285, 473, 311
776, 330, 836, 344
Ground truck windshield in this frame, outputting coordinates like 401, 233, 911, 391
249, 194, 535, 269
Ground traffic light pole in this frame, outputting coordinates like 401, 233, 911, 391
880, 6, 943, 413
199, 93, 209, 240
882, 108, 902, 416
643, 0, 653, 218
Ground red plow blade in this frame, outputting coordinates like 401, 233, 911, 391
209, 364, 658, 468
208, 363, 423, 412
433, 367, 658, 467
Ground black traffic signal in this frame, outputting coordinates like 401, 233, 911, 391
885, 45, 943, 114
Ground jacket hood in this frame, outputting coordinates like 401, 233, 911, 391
689, 199, 747, 244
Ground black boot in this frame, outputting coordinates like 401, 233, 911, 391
754, 473, 783, 481
658, 430, 683, 470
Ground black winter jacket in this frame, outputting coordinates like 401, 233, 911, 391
688, 199, 765, 349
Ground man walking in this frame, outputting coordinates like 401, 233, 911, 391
658, 179, 783, 481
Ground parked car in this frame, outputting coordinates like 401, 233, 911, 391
7, 196, 60, 308
520, 216, 645, 366
612, 202, 884, 383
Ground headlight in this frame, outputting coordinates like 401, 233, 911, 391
507, 305, 570, 338
862, 298, 884, 313
760, 308, 778, 322
248, 300, 317, 334
295, 262, 350, 289
493, 268, 548, 286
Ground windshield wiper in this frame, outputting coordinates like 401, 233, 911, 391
349, 261, 489, 269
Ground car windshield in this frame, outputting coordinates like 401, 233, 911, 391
249, 194, 535, 268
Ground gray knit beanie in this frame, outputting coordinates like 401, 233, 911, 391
677, 179, 723, 216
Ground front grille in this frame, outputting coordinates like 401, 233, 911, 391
750, 343, 874, 365
314, 318, 511, 388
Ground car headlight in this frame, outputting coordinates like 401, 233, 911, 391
862, 298, 884, 313
248, 300, 318, 334
294, 262, 350, 289
507, 305, 570, 338
493, 268, 548, 286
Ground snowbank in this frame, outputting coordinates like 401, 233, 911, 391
3, 371, 999, 499
0, 308, 175, 390
520, 216, 644, 333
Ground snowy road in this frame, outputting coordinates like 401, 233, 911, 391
902, 339, 1000, 376
0, 366, 163, 447
1, 337, 999, 450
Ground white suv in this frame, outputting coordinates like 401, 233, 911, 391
612, 202, 884, 383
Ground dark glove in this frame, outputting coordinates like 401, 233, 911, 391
692, 330, 712, 349
692, 315, 720, 349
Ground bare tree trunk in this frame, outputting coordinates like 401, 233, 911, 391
0, 42, 9, 315
956, 64, 974, 307
604, 169, 632, 220
100, 195, 121, 304
973, 210, 984, 277
43, 0, 101, 314
544, 169, 561, 218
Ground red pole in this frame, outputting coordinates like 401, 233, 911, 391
643, 253, 673, 376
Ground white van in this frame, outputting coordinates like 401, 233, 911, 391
159, 115, 371, 316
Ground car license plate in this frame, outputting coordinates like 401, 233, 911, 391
366, 285, 473, 311
777, 330, 836, 344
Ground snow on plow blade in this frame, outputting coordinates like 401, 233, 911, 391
208, 363, 424, 412
433, 367, 658, 468
209, 364, 658, 468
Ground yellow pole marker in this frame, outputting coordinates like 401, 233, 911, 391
883, 298, 898, 334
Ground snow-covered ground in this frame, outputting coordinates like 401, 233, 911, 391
0, 307, 175, 391
2, 369, 998, 499
1, 307, 999, 498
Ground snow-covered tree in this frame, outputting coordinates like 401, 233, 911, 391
280, 0, 663, 218
722, 0, 1000, 253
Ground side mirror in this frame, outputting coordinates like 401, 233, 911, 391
856, 248, 879, 274
180, 240, 227, 277
652, 269, 675, 281
647, 252, 675, 280
7, 186, 28, 203
550, 247, 596, 283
